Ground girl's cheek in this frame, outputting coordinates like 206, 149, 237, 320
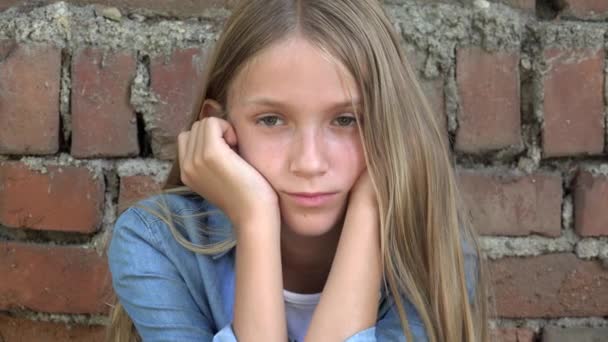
238, 135, 284, 170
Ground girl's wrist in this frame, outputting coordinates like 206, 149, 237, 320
234, 210, 282, 241
345, 198, 379, 229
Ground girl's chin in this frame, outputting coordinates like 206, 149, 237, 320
279, 211, 345, 238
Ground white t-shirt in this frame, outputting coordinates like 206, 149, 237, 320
283, 289, 322, 342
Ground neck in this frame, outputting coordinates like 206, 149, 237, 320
280, 222, 343, 294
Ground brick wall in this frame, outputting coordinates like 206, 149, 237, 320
0, 1, 606, 341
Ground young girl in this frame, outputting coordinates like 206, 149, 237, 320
107, 1, 488, 341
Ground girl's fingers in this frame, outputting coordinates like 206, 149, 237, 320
205, 117, 238, 149
223, 121, 238, 148
186, 120, 202, 165
177, 130, 188, 167
191, 119, 206, 163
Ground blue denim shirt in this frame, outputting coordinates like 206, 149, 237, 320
108, 193, 475, 341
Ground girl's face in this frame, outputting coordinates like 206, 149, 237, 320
227, 36, 366, 237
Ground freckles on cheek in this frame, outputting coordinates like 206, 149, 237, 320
237, 136, 283, 174
338, 139, 365, 169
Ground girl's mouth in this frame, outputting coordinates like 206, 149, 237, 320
285, 192, 338, 207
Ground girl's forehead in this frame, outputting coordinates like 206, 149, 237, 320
228, 36, 360, 108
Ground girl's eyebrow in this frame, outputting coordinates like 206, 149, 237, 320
243, 96, 361, 111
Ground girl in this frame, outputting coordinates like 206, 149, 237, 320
107, 1, 488, 341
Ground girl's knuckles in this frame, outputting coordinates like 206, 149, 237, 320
181, 163, 194, 176
201, 151, 217, 164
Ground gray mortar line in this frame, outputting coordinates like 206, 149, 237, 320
130, 51, 160, 156
116, 158, 172, 183
0, 2, 221, 56
479, 228, 577, 259
578, 162, 608, 176
538, 21, 607, 52
90, 191, 116, 255
18, 153, 108, 180
6, 310, 109, 326
517, 24, 544, 174
491, 317, 608, 333
604, 30, 608, 154
445, 65, 459, 135
59, 47, 72, 145
576, 237, 608, 260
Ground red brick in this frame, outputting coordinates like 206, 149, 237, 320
0, 315, 105, 342
490, 254, 608, 318
71, 47, 138, 157
0, 162, 104, 233
542, 326, 608, 342
542, 49, 605, 157
0, 41, 61, 155
491, 328, 535, 342
0, 242, 113, 314
118, 175, 163, 214
458, 170, 562, 236
149, 48, 207, 160
561, 0, 608, 19
574, 171, 608, 236
456, 48, 521, 153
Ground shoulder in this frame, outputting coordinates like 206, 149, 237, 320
124, 192, 209, 226
110, 192, 235, 259
371, 289, 428, 341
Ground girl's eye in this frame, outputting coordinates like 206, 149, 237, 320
333, 115, 357, 127
256, 115, 284, 127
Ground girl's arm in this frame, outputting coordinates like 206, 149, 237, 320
232, 213, 288, 342
305, 174, 382, 342
177, 117, 288, 341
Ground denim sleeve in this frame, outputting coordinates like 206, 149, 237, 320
343, 299, 428, 342
108, 207, 238, 342
344, 240, 479, 342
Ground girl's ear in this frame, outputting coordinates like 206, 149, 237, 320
198, 99, 224, 120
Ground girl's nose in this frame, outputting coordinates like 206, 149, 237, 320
289, 129, 329, 178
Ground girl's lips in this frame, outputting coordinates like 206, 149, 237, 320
285, 192, 338, 207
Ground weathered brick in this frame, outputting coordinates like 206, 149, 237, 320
542, 49, 605, 157
0, 315, 105, 342
456, 48, 521, 153
574, 170, 608, 236
0, 242, 113, 314
118, 175, 163, 214
404, 46, 447, 136
542, 326, 608, 342
71, 47, 139, 157
0, 41, 61, 155
0, 162, 104, 233
560, 0, 608, 19
420, 78, 447, 136
148, 48, 207, 160
458, 169, 562, 236
491, 328, 535, 342
490, 254, 608, 318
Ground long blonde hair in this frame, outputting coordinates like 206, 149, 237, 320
107, 1, 489, 341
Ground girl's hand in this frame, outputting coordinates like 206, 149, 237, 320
348, 168, 378, 213
305, 168, 382, 341
177, 117, 279, 229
